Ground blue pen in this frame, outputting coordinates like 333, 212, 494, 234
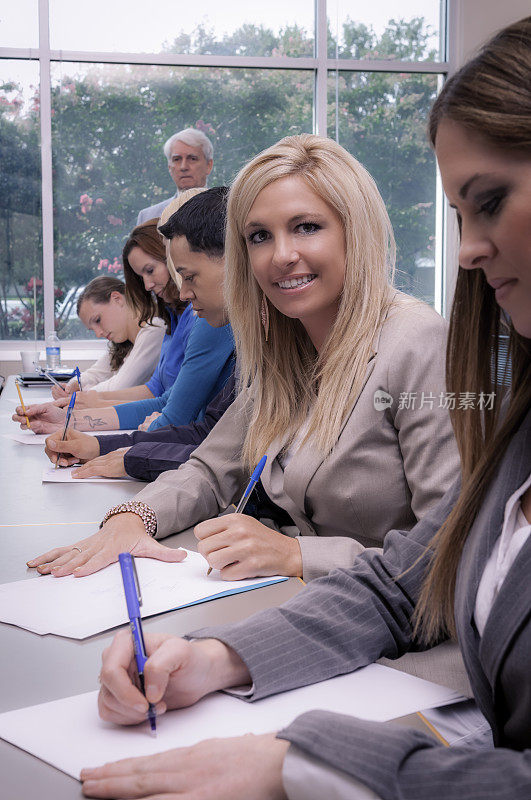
118, 553, 157, 735
54, 391, 76, 470
74, 366, 83, 392
206, 455, 267, 575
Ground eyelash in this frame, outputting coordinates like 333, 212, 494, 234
247, 221, 321, 245
477, 194, 504, 217
184, 275, 194, 282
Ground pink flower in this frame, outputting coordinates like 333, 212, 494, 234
95, 198, 103, 205
97, 258, 109, 271
107, 215, 123, 227
26, 277, 43, 291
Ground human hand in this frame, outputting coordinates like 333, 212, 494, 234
96, 631, 251, 726
61, 389, 99, 409
26, 512, 186, 577
72, 447, 130, 479
81, 732, 288, 799
45, 428, 100, 466
12, 402, 66, 433
195, 514, 302, 579
51, 382, 74, 400
138, 411, 161, 431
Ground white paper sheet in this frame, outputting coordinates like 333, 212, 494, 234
0, 551, 288, 638
42, 465, 134, 483
4, 429, 137, 446
0, 666, 463, 781
3, 431, 48, 445
9, 395, 53, 405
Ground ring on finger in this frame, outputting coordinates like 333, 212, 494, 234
71, 546, 82, 554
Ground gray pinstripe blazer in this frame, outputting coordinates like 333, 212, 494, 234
193, 407, 531, 799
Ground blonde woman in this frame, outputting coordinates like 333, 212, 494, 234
31, 134, 458, 583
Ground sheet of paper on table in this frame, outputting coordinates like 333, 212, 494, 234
42, 465, 134, 482
8, 395, 53, 405
0, 550, 288, 638
4, 429, 136, 446
0, 665, 464, 781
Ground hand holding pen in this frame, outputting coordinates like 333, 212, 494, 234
118, 553, 157, 735
74, 365, 83, 392
206, 456, 267, 575
15, 380, 30, 429
54, 391, 76, 469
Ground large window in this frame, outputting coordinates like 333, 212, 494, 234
0, 0, 448, 344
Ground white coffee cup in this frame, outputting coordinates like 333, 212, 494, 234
20, 351, 40, 372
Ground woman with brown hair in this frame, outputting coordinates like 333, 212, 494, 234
56, 275, 165, 395
52, 219, 194, 409
82, 17, 531, 800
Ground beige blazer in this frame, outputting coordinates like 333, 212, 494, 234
135, 292, 460, 580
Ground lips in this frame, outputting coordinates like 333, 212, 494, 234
275, 274, 317, 291
488, 277, 516, 290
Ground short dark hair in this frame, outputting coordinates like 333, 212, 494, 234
159, 186, 228, 257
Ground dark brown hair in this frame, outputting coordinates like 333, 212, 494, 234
415, 17, 531, 642
77, 276, 133, 372
122, 219, 185, 333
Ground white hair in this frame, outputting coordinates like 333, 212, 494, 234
163, 128, 214, 163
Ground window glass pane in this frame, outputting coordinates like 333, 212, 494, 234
49, 0, 314, 57
0, 0, 39, 48
328, 70, 440, 305
51, 62, 313, 338
327, 1, 444, 61
0, 60, 43, 341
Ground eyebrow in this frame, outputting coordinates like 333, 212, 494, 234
459, 172, 504, 199
244, 212, 325, 231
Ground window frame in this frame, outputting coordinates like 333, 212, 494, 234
0, 0, 455, 351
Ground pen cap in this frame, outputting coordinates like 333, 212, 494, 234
119, 553, 141, 619
250, 455, 267, 483
68, 392, 76, 411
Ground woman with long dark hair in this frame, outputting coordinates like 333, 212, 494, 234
82, 17, 531, 800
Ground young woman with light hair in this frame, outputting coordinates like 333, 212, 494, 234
30, 133, 459, 584
55, 275, 165, 396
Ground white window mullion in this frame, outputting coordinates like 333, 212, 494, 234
38, 0, 55, 339
314, 0, 327, 136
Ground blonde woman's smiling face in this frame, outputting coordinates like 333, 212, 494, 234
435, 119, 531, 338
244, 175, 346, 349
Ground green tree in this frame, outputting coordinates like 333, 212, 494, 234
0, 17, 440, 339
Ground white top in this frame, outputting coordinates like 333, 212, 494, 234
475, 470, 531, 636
68, 319, 165, 392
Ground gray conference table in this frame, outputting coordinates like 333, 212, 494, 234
0, 376, 302, 799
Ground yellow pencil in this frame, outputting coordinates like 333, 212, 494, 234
15, 380, 30, 429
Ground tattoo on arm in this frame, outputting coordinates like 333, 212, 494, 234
82, 414, 107, 430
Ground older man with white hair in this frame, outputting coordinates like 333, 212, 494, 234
136, 127, 214, 224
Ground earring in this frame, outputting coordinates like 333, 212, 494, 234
260, 292, 269, 342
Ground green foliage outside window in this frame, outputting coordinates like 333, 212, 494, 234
0, 17, 440, 340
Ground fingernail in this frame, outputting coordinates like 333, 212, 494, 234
27, 560, 35, 566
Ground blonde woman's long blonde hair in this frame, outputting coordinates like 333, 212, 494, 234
225, 133, 396, 468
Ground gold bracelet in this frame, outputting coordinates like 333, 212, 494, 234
100, 500, 157, 538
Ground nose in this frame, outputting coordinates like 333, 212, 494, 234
458, 219, 496, 271
271, 234, 299, 270
179, 284, 194, 302
143, 276, 155, 291
94, 326, 105, 339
